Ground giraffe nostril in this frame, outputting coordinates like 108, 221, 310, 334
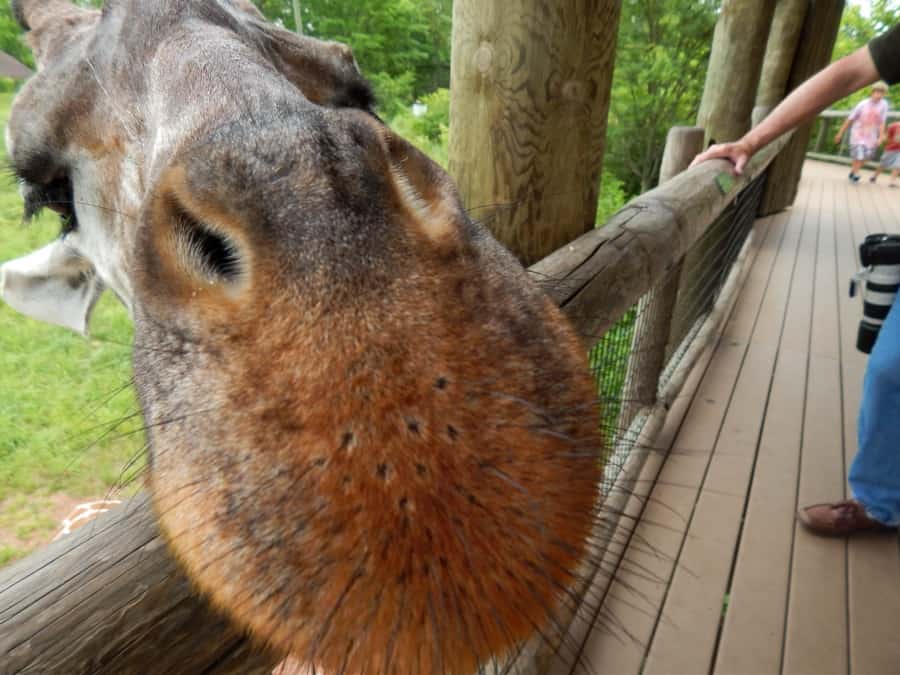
173, 209, 243, 283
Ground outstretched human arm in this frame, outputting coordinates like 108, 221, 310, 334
690, 45, 881, 174
834, 115, 854, 146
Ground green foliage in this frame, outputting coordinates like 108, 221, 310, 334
368, 71, 417, 118
256, 0, 452, 115
410, 88, 450, 143
596, 170, 629, 226
604, 0, 720, 196
809, 2, 900, 155
831, 1, 900, 110
0, 3, 32, 69
388, 106, 449, 169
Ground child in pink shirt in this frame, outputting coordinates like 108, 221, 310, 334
835, 81, 889, 181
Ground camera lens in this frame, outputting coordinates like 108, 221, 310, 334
857, 320, 881, 354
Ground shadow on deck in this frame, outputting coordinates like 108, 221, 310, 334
575, 160, 900, 675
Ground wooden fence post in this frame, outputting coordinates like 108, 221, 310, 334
448, 0, 622, 265
753, 105, 773, 127
814, 117, 830, 151
756, 0, 810, 109
759, 0, 845, 215
292, 0, 303, 34
619, 127, 706, 429
697, 0, 777, 145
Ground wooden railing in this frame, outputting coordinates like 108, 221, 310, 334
522, 129, 792, 673
0, 131, 793, 675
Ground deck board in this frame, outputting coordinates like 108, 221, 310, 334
643, 176, 814, 675
712, 179, 818, 675
782, 172, 849, 675
577, 195, 790, 675
575, 161, 900, 675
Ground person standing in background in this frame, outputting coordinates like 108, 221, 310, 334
834, 81, 889, 182
871, 117, 900, 187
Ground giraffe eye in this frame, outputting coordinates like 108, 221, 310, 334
18, 174, 77, 235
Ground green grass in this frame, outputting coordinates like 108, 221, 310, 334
0, 92, 145, 564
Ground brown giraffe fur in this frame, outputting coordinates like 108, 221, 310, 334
3, 2, 602, 673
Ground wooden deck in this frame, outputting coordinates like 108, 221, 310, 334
575, 160, 900, 675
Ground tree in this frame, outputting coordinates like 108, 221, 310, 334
830, 1, 900, 110
603, 0, 720, 196
0, 3, 32, 69
292, 0, 303, 34
807, 1, 900, 155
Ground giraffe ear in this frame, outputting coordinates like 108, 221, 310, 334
0, 239, 104, 335
244, 20, 375, 111
11, 0, 99, 70
227, 0, 266, 20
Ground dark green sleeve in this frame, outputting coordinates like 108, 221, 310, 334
869, 24, 900, 85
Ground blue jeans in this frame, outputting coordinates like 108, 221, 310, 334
851, 297, 900, 525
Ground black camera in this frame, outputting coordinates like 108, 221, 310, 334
851, 234, 900, 354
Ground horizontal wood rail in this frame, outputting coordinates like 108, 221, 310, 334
0, 493, 279, 673
0, 133, 792, 675
531, 131, 793, 341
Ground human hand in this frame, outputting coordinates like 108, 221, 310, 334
834, 132, 843, 145
689, 139, 754, 175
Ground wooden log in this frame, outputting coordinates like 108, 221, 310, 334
697, 0, 777, 145
448, 0, 622, 265
753, 105, 773, 127
756, 0, 810, 109
658, 127, 709, 187
759, 0, 845, 215
0, 133, 791, 675
619, 127, 705, 429
0, 493, 279, 674
532, 132, 792, 343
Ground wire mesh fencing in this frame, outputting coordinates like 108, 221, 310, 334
589, 171, 768, 496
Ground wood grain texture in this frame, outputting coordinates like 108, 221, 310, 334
783, 173, 848, 674
759, 0, 845, 215
575, 208, 787, 675
642, 181, 809, 675
448, 0, 622, 265
620, 127, 705, 427
0, 493, 279, 675
697, 0, 777, 145
531, 133, 791, 342
756, 0, 809, 109
711, 180, 817, 675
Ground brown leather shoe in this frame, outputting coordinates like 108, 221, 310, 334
797, 500, 895, 537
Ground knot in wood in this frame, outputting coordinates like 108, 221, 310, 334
474, 42, 494, 74
562, 80, 586, 102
